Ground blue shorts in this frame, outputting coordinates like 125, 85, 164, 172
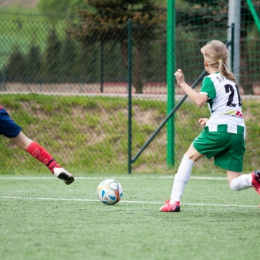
0, 108, 22, 138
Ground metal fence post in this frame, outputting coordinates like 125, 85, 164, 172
166, 0, 175, 168
100, 40, 104, 93
228, 0, 241, 84
127, 19, 132, 174
246, 0, 260, 33
231, 23, 235, 73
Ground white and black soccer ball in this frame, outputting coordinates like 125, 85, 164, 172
97, 179, 123, 205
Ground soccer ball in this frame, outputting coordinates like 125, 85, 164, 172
97, 179, 123, 205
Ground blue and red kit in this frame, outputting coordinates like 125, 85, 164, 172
0, 106, 22, 138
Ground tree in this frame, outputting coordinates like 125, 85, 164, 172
60, 36, 77, 81
43, 29, 62, 82
6, 46, 26, 82
25, 45, 42, 83
66, 0, 166, 93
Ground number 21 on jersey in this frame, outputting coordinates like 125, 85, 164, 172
224, 84, 242, 107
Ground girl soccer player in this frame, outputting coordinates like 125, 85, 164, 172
0, 106, 74, 185
160, 40, 260, 212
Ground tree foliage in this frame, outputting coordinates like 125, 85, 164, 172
67, 0, 165, 43
37, 0, 90, 17
66, 0, 166, 93
6, 46, 26, 82
177, 0, 260, 34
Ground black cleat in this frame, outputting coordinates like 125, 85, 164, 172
54, 168, 74, 185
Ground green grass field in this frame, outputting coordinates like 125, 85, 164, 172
0, 174, 259, 260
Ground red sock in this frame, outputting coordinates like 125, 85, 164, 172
26, 141, 61, 174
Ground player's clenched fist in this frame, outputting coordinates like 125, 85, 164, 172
174, 69, 185, 86
198, 118, 208, 127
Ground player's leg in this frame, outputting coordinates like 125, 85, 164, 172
214, 131, 259, 194
10, 131, 33, 150
0, 107, 74, 184
213, 131, 259, 194
228, 170, 260, 194
12, 132, 61, 171
160, 129, 225, 212
10, 132, 74, 185
170, 144, 204, 202
159, 144, 204, 212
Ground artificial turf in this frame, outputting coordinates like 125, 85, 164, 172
0, 174, 259, 260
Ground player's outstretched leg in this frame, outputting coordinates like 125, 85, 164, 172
159, 200, 180, 212
8, 123, 75, 185
252, 170, 260, 194
26, 141, 74, 185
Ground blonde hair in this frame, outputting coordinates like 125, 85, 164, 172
201, 40, 237, 84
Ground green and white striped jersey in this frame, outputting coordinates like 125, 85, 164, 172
200, 72, 245, 134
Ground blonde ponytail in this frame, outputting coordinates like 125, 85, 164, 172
218, 60, 238, 84
201, 40, 238, 84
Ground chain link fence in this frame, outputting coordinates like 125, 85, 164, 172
0, 2, 259, 174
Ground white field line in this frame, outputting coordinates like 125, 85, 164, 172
0, 196, 258, 208
0, 176, 227, 181
160, 176, 227, 180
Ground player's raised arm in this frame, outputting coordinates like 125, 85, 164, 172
174, 69, 208, 106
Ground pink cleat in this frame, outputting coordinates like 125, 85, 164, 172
252, 171, 260, 194
159, 200, 180, 212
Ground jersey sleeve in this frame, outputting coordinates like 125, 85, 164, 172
200, 76, 216, 99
